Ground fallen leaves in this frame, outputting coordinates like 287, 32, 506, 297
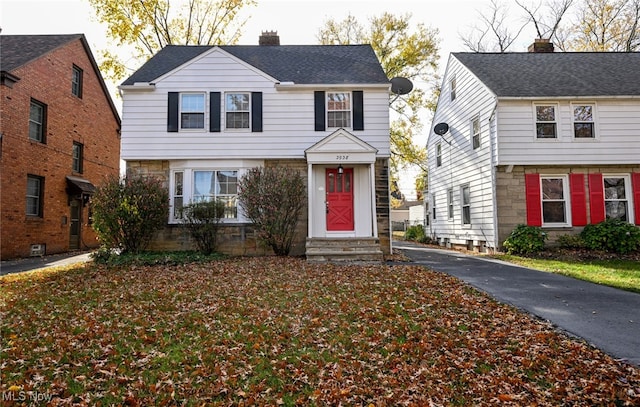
1, 257, 639, 406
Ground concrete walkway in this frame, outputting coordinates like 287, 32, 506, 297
0, 251, 92, 276
393, 240, 640, 367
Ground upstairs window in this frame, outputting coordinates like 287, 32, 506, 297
535, 104, 557, 139
26, 175, 44, 217
449, 76, 457, 101
72, 142, 83, 173
573, 104, 595, 138
327, 92, 351, 128
29, 99, 46, 143
180, 93, 205, 129
72, 65, 83, 98
436, 143, 442, 167
471, 115, 481, 149
225, 93, 250, 129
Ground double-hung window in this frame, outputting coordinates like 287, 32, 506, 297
72, 65, 83, 98
541, 176, 569, 225
447, 188, 454, 219
573, 104, 595, 138
29, 99, 46, 143
471, 115, 480, 149
180, 93, 205, 129
327, 92, 351, 128
173, 171, 184, 219
461, 185, 471, 225
26, 175, 44, 217
604, 176, 630, 222
535, 104, 557, 139
449, 76, 457, 101
193, 170, 238, 219
225, 93, 250, 129
436, 143, 442, 167
72, 142, 83, 173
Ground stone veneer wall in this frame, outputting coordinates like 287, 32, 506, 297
375, 158, 391, 254
495, 164, 640, 248
125, 159, 309, 256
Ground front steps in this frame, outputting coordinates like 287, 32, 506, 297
305, 237, 384, 263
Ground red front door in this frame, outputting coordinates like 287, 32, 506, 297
326, 168, 354, 231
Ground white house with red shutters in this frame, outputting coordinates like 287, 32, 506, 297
118, 32, 392, 261
426, 41, 640, 252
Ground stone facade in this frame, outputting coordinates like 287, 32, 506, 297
495, 164, 640, 247
126, 158, 391, 256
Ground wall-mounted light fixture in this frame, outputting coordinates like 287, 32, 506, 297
337, 164, 344, 174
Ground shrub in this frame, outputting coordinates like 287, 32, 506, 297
556, 233, 585, 249
580, 219, 640, 254
180, 199, 226, 255
92, 174, 169, 254
237, 166, 306, 256
404, 225, 426, 242
503, 224, 547, 255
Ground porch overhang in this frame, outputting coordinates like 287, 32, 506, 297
304, 128, 378, 164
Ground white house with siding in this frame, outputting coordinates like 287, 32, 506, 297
119, 32, 392, 261
426, 41, 640, 252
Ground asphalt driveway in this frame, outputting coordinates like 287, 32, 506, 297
393, 240, 640, 367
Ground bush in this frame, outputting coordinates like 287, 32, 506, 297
92, 174, 169, 254
580, 219, 640, 254
503, 224, 547, 255
404, 225, 426, 242
237, 166, 306, 256
180, 199, 226, 255
556, 233, 585, 249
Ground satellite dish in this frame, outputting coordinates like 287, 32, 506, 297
433, 122, 449, 135
390, 77, 413, 95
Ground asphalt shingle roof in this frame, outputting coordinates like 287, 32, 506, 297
121, 44, 389, 86
1, 34, 84, 72
453, 52, 640, 97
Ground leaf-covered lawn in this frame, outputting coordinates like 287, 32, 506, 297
1, 257, 639, 406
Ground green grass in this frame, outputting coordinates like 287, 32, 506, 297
491, 254, 640, 293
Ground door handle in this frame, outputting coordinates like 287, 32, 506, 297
325, 201, 329, 214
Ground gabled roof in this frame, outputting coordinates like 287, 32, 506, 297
1, 34, 84, 72
453, 52, 640, 97
121, 44, 389, 86
0, 34, 121, 125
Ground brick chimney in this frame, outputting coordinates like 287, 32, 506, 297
528, 38, 554, 53
259, 31, 280, 46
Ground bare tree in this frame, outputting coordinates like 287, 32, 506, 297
515, 0, 574, 40
460, 0, 528, 52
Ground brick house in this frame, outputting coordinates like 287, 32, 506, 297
1, 34, 121, 260
119, 32, 391, 261
426, 41, 640, 252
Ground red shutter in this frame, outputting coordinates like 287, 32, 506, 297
589, 173, 605, 224
569, 173, 587, 226
525, 173, 542, 226
632, 172, 640, 226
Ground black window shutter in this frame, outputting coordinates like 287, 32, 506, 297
210, 92, 221, 132
251, 92, 263, 132
353, 90, 364, 131
167, 92, 179, 132
314, 91, 325, 131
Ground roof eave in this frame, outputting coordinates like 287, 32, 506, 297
275, 83, 390, 91
497, 95, 640, 100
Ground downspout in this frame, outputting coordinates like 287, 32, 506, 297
488, 97, 499, 251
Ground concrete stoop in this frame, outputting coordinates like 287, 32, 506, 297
305, 237, 384, 263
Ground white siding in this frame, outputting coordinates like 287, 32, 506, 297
427, 55, 498, 248
496, 99, 640, 165
120, 48, 390, 160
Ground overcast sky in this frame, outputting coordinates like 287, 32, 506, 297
0, 0, 538, 198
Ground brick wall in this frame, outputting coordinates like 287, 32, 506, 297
495, 164, 640, 248
0, 38, 121, 260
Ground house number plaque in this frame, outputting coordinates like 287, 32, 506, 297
336, 155, 349, 160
